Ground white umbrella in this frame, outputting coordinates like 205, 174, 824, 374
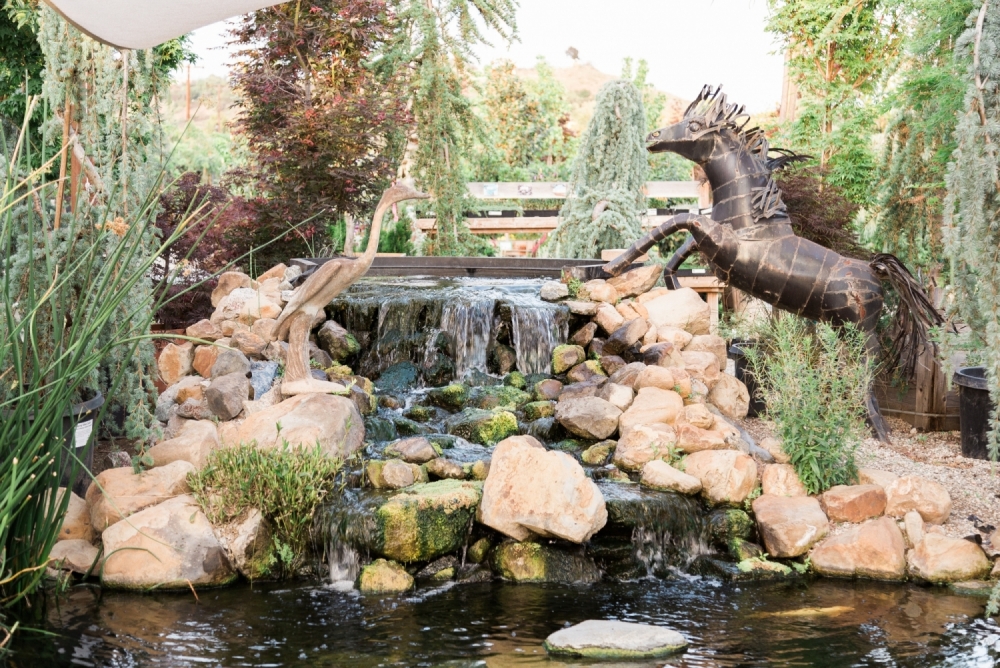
43, 0, 286, 49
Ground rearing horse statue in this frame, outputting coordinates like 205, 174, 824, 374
602, 86, 941, 440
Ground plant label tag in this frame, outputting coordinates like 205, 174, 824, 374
75, 419, 94, 449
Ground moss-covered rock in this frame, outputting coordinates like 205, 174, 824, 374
428, 383, 470, 410
468, 537, 492, 564
526, 417, 565, 442
522, 400, 556, 420
469, 386, 532, 411
503, 371, 527, 389
489, 343, 517, 375
422, 352, 455, 387
490, 542, 601, 583
358, 559, 413, 594
372, 480, 483, 563
707, 508, 754, 546
391, 415, 426, 437
469, 460, 490, 480
552, 345, 586, 375
550, 438, 585, 452
463, 369, 502, 387
581, 440, 616, 466
365, 416, 398, 443
444, 408, 518, 446
404, 405, 436, 423
366, 460, 388, 488
728, 538, 763, 562
375, 361, 420, 392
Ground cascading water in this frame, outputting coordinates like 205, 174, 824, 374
440, 295, 496, 377
508, 295, 569, 375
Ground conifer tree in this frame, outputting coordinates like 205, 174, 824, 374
543, 79, 648, 259
943, 0, 1000, 458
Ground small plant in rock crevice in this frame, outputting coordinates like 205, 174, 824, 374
745, 315, 873, 494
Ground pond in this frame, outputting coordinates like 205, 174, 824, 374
13, 578, 999, 667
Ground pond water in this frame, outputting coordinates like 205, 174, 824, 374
13, 578, 1000, 667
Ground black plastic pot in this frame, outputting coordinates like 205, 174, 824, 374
953, 367, 994, 460
54, 392, 105, 497
729, 340, 765, 418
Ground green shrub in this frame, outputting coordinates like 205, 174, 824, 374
745, 316, 873, 494
189, 442, 347, 576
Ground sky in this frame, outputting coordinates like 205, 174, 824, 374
181, 0, 785, 113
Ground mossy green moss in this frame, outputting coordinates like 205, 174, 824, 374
503, 371, 527, 389
444, 408, 518, 445
581, 440, 616, 465
469, 386, 532, 411
358, 559, 413, 594
552, 344, 586, 374
404, 405, 435, 422
428, 383, 470, 410
708, 508, 754, 545
522, 400, 556, 420
372, 480, 483, 563
490, 542, 601, 583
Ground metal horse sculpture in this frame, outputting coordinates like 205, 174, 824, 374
603, 86, 941, 440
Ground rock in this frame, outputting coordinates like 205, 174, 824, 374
249, 360, 280, 400
386, 437, 439, 464
752, 494, 830, 558
422, 352, 455, 387
609, 361, 646, 387
613, 424, 677, 472
489, 344, 517, 375
250, 318, 278, 343
680, 351, 721, 389
358, 559, 414, 594
257, 263, 287, 282
540, 280, 569, 301
581, 440, 616, 465
599, 355, 626, 376
479, 435, 607, 543
686, 450, 758, 506
907, 533, 991, 583
231, 330, 267, 357
49, 539, 100, 574
682, 403, 715, 429
903, 510, 925, 547
657, 326, 694, 350
147, 420, 219, 469
707, 508, 754, 546
264, 340, 288, 363
214, 508, 275, 579
578, 279, 617, 304
558, 379, 606, 402
570, 322, 598, 347
641, 460, 702, 495
810, 516, 906, 580
490, 541, 600, 583
210, 348, 251, 379
885, 476, 952, 524
644, 287, 711, 335
523, 400, 556, 420
642, 342, 684, 368
372, 480, 483, 562
619, 387, 684, 432
186, 319, 223, 341
633, 365, 676, 392
534, 379, 563, 401
761, 464, 808, 497
565, 300, 598, 316
57, 489, 95, 543
225, 393, 364, 457
375, 361, 420, 392
685, 334, 728, 371
607, 265, 663, 299
212, 287, 281, 324
428, 383, 470, 410
504, 371, 527, 389
176, 382, 205, 404
603, 319, 649, 356
760, 437, 790, 464
674, 423, 729, 453
595, 303, 626, 335
544, 619, 686, 659
101, 495, 234, 590
191, 345, 220, 378
381, 459, 415, 489
641, 319, 659, 346
444, 408, 518, 446
426, 458, 465, 480
86, 461, 196, 531
552, 345, 586, 375
596, 382, 634, 411
858, 468, 899, 489
820, 485, 887, 523
566, 360, 606, 384
707, 374, 750, 419
221, 320, 248, 337
555, 397, 622, 440
158, 342, 194, 386
211, 271, 252, 306
205, 372, 250, 421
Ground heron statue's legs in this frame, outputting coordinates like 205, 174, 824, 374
281, 311, 348, 397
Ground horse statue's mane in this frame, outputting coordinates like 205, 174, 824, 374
683, 85, 808, 222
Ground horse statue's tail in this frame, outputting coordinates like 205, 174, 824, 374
869, 253, 943, 379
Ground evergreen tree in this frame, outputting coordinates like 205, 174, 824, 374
943, 0, 1000, 459
543, 79, 648, 259
621, 57, 693, 181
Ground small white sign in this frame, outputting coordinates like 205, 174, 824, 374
74, 419, 94, 449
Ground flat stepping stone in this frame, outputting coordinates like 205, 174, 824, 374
544, 619, 687, 658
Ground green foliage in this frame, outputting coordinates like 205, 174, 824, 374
943, 0, 1000, 461
189, 442, 347, 576
745, 317, 873, 494
544, 79, 648, 258
359, 213, 415, 255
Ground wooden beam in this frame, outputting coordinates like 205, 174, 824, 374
466, 181, 702, 200
415, 214, 704, 235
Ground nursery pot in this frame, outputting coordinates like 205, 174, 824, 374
52, 392, 105, 497
953, 367, 994, 460
728, 340, 765, 418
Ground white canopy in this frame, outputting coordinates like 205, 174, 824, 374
43, 0, 286, 49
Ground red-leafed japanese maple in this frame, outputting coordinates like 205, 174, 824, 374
228, 0, 409, 267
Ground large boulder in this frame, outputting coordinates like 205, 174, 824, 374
490, 541, 600, 583
213, 508, 275, 580
640, 460, 702, 495
752, 494, 830, 558
607, 264, 663, 299
907, 533, 991, 583
820, 484, 887, 524
858, 468, 899, 489
643, 288, 711, 335
479, 435, 607, 543
552, 345, 586, 375
101, 495, 235, 590
618, 387, 683, 432
223, 393, 364, 458
544, 620, 687, 659
147, 420, 219, 469
372, 480, 483, 563
685, 450, 757, 506
706, 374, 749, 420
884, 476, 951, 524
761, 464, 808, 497
316, 320, 360, 362
49, 539, 100, 574
555, 397, 622, 440
57, 488, 95, 543
206, 372, 250, 421
86, 461, 196, 531
358, 559, 414, 594
158, 342, 194, 386
443, 408, 518, 446
613, 424, 677, 472
810, 516, 906, 581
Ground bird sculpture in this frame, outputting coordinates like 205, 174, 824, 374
274, 182, 429, 396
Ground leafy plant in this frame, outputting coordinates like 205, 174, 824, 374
745, 316, 873, 494
188, 441, 348, 576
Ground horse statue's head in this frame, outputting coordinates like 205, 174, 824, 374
645, 85, 751, 163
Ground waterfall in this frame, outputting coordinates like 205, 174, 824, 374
509, 298, 569, 375
440, 295, 496, 378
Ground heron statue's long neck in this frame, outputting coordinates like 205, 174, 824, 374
358, 196, 395, 269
